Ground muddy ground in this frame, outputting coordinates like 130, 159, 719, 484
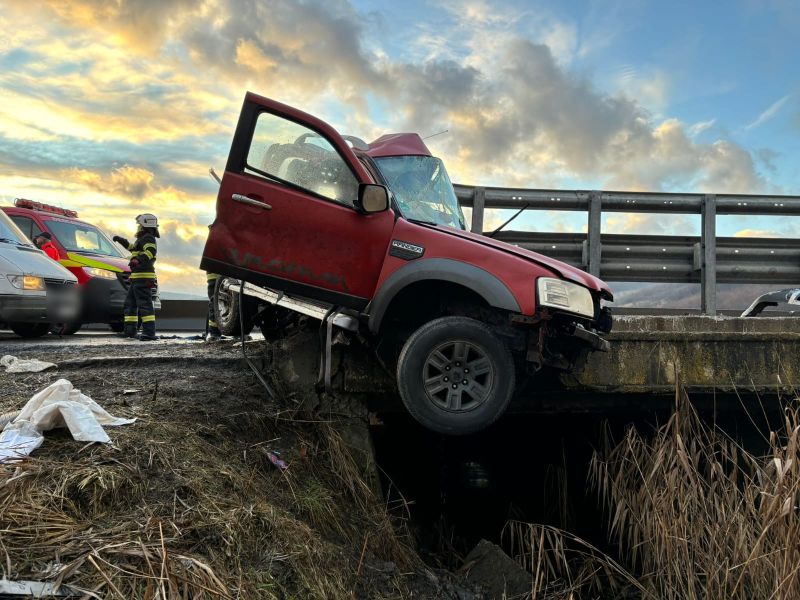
0, 334, 489, 599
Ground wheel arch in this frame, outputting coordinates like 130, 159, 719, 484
367, 258, 520, 334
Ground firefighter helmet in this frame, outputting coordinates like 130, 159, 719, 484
136, 213, 159, 229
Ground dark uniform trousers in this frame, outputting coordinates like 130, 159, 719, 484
124, 281, 156, 337
206, 273, 221, 336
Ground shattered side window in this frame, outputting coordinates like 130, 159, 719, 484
245, 112, 359, 207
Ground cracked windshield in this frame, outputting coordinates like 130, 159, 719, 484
375, 156, 466, 230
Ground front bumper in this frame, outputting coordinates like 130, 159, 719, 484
0, 293, 48, 324
516, 307, 612, 373
569, 323, 611, 352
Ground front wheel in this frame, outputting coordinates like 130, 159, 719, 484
51, 321, 81, 335
396, 316, 515, 435
9, 322, 51, 338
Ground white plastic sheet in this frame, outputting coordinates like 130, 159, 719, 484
1, 355, 57, 373
0, 379, 135, 462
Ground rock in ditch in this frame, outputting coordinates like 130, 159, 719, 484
462, 539, 532, 599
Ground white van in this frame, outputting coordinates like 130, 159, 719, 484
0, 210, 78, 337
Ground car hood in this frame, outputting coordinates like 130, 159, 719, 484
430, 225, 613, 299
64, 252, 129, 273
0, 243, 78, 281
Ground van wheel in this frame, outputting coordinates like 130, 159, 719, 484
9, 323, 50, 338
396, 316, 515, 435
214, 277, 255, 337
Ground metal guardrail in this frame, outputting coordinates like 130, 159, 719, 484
454, 184, 800, 314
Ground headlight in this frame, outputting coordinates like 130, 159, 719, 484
537, 277, 594, 318
84, 267, 118, 280
8, 275, 46, 291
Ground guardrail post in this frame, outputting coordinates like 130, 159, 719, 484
588, 191, 602, 276
701, 194, 717, 314
471, 186, 485, 234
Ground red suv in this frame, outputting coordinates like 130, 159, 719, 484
202, 93, 613, 434
2, 200, 158, 334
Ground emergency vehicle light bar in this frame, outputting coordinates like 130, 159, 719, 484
15, 198, 79, 218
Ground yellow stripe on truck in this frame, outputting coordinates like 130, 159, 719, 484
65, 252, 124, 272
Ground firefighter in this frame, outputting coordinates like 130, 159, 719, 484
33, 232, 60, 261
206, 272, 222, 341
112, 214, 159, 341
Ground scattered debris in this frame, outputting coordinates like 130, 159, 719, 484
0, 378, 135, 462
0, 579, 77, 597
1, 354, 56, 373
266, 450, 289, 471
461, 539, 532, 599
121, 389, 141, 395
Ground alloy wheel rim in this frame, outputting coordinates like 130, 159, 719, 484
422, 340, 495, 412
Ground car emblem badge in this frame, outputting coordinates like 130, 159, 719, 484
390, 239, 425, 260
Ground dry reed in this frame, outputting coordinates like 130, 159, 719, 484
505, 383, 800, 599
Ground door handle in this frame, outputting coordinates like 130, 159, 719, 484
232, 193, 272, 210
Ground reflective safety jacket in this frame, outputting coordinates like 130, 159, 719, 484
40, 240, 60, 261
122, 233, 157, 281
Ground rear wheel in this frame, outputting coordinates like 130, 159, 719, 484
9, 322, 51, 338
396, 316, 515, 435
214, 277, 255, 337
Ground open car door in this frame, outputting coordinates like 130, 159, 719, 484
201, 93, 394, 310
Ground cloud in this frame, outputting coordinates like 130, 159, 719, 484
745, 94, 791, 130
733, 229, 780, 238
65, 166, 155, 198
689, 119, 716, 137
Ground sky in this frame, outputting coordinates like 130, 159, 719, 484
0, 0, 798, 297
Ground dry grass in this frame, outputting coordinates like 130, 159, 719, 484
0, 385, 415, 599
505, 381, 800, 599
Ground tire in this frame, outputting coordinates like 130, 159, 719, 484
396, 316, 515, 435
108, 322, 124, 333
9, 322, 51, 338
51, 322, 81, 335
214, 277, 255, 337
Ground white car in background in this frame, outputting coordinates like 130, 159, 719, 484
0, 210, 78, 337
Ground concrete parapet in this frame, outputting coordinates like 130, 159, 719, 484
570, 315, 800, 394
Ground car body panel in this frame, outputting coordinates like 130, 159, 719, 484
202, 94, 395, 307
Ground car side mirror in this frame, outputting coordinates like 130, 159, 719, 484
356, 184, 389, 214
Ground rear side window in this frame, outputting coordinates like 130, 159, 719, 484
245, 112, 359, 207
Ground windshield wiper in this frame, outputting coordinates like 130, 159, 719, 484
407, 218, 438, 227
0, 237, 24, 246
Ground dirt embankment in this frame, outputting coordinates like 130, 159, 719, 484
0, 338, 479, 599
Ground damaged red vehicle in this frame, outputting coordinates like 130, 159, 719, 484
202, 93, 613, 435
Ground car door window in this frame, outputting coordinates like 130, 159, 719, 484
10, 216, 32, 238
245, 112, 359, 207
